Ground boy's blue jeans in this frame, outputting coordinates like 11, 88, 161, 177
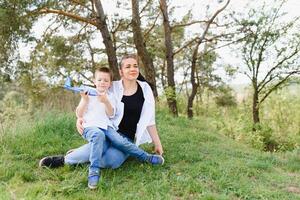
105, 127, 149, 161
65, 127, 149, 170
82, 127, 106, 176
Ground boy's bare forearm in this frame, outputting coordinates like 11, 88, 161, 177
103, 100, 114, 117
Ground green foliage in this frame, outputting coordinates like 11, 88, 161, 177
233, 0, 300, 126
217, 88, 300, 152
164, 86, 177, 101
0, 74, 12, 100
31, 35, 92, 80
0, 91, 32, 132
214, 85, 237, 107
0, 0, 35, 68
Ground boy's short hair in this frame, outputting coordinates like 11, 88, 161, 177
119, 54, 138, 68
94, 67, 113, 81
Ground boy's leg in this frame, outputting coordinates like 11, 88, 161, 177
105, 127, 164, 165
83, 127, 106, 176
100, 143, 129, 169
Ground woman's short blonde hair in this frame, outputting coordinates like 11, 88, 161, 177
119, 54, 138, 68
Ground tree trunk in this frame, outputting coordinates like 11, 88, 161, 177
131, 0, 158, 98
206, 89, 210, 113
187, 42, 200, 119
93, 0, 120, 80
187, 86, 197, 118
159, 0, 178, 117
161, 60, 166, 89
252, 87, 260, 126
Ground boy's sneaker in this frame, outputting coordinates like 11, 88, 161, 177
147, 154, 165, 165
39, 155, 65, 168
88, 175, 100, 190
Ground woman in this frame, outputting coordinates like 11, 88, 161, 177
39, 54, 164, 171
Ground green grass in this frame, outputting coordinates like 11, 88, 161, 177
0, 110, 299, 200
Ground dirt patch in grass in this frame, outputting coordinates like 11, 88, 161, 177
286, 186, 300, 194
287, 173, 299, 177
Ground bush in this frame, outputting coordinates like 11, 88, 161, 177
218, 89, 300, 152
214, 85, 237, 107
0, 91, 32, 130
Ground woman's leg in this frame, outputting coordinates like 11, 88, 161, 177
65, 138, 110, 165
66, 139, 128, 169
64, 143, 90, 165
39, 134, 110, 168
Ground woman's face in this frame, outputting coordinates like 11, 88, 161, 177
119, 58, 139, 81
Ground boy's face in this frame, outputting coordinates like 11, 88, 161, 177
93, 71, 111, 93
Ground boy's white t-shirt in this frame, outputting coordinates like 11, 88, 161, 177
82, 92, 115, 130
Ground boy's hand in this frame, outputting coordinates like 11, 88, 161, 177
80, 91, 88, 101
97, 91, 109, 103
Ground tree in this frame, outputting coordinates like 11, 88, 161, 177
36, 0, 120, 79
1, 0, 127, 80
93, 0, 119, 79
131, 0, 158, 97
186, 0, 230, 118
236, 0, 300, 126
159, 0, 178, 117
0, 0, 35, 77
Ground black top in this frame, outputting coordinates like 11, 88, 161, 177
118, 83, 145, 140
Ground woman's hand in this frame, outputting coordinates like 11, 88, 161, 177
154, 143, 164, 155
76, 117, 84, 135
147, 125, 164, 155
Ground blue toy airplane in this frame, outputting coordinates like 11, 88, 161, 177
63, 76, 98, 96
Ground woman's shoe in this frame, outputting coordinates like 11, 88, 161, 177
147, 155, 165, 165
39, 155, 65, 168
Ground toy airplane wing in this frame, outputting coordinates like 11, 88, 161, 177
64, 76, 73, 87
63, 77, 98, 96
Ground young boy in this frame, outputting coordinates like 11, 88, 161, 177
76, 67, 115, 189
76, 67, 164, 189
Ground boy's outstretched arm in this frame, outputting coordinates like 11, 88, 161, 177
98, 93, 114, 117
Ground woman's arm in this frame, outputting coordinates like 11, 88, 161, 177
147, 125, 164, 155
75, 93, 88, 135
76, 117, 84, 135
76, 97, 88, 118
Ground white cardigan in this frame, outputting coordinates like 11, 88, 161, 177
109, 80, 155, 146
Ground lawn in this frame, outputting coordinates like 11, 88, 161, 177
0, 110, 299, 199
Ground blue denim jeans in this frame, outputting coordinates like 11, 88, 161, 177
82, 127, 106, 176
65, 127, 149, 169
105, 127, 149, 161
